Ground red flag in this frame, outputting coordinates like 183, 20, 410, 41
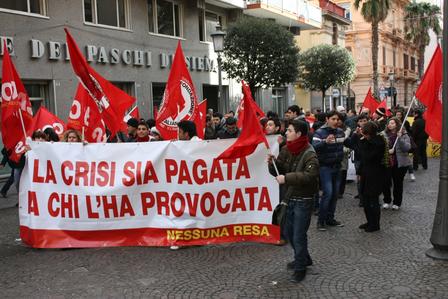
376, 99, 392, 117
156, 41, 199, 140
65, 29, 134, 138
196, 100, 207, 139
67, 84, 107, 143
236, 84, 265, 129
1, 42, 33, 150
217, 81, 269, 159
153, 106, 158, 120
360, 87, 379, 115
415, 45, 443, 142
10, 107, 66, 162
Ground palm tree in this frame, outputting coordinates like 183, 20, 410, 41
404, 1, 441, 78
354, 0, 391, 97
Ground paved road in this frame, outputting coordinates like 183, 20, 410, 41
1, 158, 447, 298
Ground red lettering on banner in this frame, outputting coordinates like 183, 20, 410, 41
123, 161, 135, 186
165, 159, 177, 183
216, 190, 230, 213
61, 161, 73, 185
258, 187, 272, 211
102, 195, 119, 218
185, 193, 199, 216
232, 188, 246, 212
32, 160, 56, 184
89, 161, 97, 186
75, 161, 89, 186
156, 192, 170, 215
119, 195, 135, 217
235, 157, 250, 180
141, 192, 155, 215
222, 158, 237, 180
110, 162, 116, 186
209, 159, 224, 182
86, 195, 99, 218
171, 192, 186, 217
245, 187, 258, 210
61, 193, 75, 218
32, 160, 44, 183
143, 161, 158, 184
48, 192, 59, 217
192, 159, 207, 185
178, 160, 193, 184
74, 195, 80, 218
28, 191, 40, 216
97, 161, 110, 187
200, 192, 215, 217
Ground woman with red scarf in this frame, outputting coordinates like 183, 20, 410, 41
268, 120, 319, 283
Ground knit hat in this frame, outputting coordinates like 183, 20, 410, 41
336, 106, 346, 113
127, 117, 139, 128
375, 107, 386, 117
150, 127, 161, 136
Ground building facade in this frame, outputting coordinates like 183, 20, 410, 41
294, 0, 351, 112
335, 0, 419, 108
0, 0, 322, 121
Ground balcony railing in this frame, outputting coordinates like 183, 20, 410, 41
319, 0, 345, 19
246, 0, 322, 24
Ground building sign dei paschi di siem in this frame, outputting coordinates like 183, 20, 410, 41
0, 36, 216, 72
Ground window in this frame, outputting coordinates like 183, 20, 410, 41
148, 0, 182, 37
23, 82, 51, 114
382, 46, 386, 65
84, 0, 129, 29
112, 82, 134, 97
393, 50, 396, 67
0, 0, 47, 16
411, 57, 416, 72
332, 23, 338, 45
152, 82, 166, 111
272, 88, 287, 117
199, 9, 224, 42
403, 54, 409, 70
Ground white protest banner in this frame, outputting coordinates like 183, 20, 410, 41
19, 136, 280, 248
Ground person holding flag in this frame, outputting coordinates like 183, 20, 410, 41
267, 120, 319, 283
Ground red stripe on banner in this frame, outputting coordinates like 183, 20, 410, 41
20, 224, 280, 248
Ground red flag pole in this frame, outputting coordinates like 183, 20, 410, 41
391, 96, 416, 150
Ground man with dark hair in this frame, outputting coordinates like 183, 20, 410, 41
374, 107, 387, 132
125, 118, 139, 142
268, 119, 319, 283
411, 109, 428, 170
178, 120, 200, 141
312, 110, 346, 230
285, 105, 302, 120
217, 117, 240, 139
204, 115, 216, 140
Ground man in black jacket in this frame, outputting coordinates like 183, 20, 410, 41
411, 110, 428, 170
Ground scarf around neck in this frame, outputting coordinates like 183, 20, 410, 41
286, 135, 309, 155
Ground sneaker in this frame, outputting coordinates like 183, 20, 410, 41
327, 219, 344, 227
317, 223, 327, 231
287, 259, 312, 270
382, 203, 390, 209
410, 174, 416, 182
169, 245, 180, 250
290, 270, 307, 283
391, 205, 400, 210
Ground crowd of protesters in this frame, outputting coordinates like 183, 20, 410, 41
0, 102, 430, 283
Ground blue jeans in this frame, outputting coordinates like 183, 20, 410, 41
286, 199, 313, 271
318, 165, 342, 224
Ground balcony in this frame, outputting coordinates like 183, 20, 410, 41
319, 0, 351, 25
245, 0, 322, 30
206, 0, 245, 8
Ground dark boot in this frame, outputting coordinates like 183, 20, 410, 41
289, 269, 306, 283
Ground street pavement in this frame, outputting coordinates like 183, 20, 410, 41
1, 158, 447, 298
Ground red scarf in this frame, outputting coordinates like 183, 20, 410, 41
286, 135, 309, 155
137, 135, 150, 142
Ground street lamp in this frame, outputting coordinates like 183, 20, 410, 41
211, 25, 226, 113
389, 72, 396, 107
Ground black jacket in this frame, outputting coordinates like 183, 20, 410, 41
359, 134, 387, 196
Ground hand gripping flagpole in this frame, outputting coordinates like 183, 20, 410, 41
268, 148, 280, 177
391, 96, 416, 151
